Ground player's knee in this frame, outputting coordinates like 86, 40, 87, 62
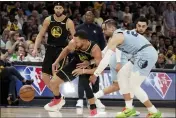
128, 72, 146, 92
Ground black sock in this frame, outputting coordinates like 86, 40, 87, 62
90, 104, 96, 110
54, 93, 61, 99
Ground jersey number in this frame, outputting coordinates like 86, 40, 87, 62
127, 31, 138, 37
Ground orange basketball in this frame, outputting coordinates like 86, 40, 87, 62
19, 85, 35, 102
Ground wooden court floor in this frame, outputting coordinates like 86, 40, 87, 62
1, 106, 175, 117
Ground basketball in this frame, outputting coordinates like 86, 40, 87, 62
19, 85, 35, 102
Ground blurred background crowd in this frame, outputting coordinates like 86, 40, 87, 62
0, 1, 176, 69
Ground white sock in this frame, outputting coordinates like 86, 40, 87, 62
125, 99, 133, 109
94, 90, 104, 99
147, 105, 157, 113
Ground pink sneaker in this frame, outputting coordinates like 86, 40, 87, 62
90, 109, 97, 116
44, 97, 65, 112
48, 98, 61, 107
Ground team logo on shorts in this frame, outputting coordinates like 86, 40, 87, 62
137, 58, 148, 69
148, 72, 172, 99
15, 66, 46, 96
51, 26, 62, 38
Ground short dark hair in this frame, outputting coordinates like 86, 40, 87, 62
53, 2, 65, 8
103, 19, 117, 28
74, 30, 88, 40
136, 16, 148, 25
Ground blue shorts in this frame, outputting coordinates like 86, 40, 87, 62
130, 46, 158, 76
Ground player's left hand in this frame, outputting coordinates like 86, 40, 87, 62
72, 68, 84, 76
76, 60, 90, 69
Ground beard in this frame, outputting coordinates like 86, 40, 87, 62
55, 12, 63, 17
136, 30, 145, 35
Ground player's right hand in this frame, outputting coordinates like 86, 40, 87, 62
52, 62, 60, 74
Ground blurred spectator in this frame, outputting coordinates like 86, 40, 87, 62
9, 45, 26, 62
158, 36, 167, 52
165, 50, 174, 64
15, 8, 27, 26
148, 15, 157, 32
7, 15, 21, 31
26, 32, 45, 57
116, 4, 124, 22
94, 9, 103, 26
155, 53, 166, 68
163, 2, 176, 37
73, 14, 83, 26
76, 11, 105, 50
40, 9, 49, 23
155, 16, 164, 34
31, 10, 41, 25
22, 15, 38, 40
121, 16, 134, 30
151, 33, 159, 51
25, 43, 43, 62
100, 3, 109, 20
164, 37, 171, 49
142, 2, 156, 15
144, 27, 152, 41
5, 31, 21, 54
123, 6, 132, 23
64, 3, 72, 17
1, 29, 10, 44
93, 1, 104, 11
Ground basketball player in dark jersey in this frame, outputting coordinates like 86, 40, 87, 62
32, 2, 75, 89
44, 30, 102, 117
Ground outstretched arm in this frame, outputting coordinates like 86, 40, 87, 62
94, 33, 124, 76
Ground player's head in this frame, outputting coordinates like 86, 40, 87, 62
102, 19, 117, 37
136, 17, 148, 34
74, 30, 89, 49
53, 2, 65, 17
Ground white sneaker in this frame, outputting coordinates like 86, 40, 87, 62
44, 96, 65, 112
95, 99, 105, 109
76, 99, 83, 108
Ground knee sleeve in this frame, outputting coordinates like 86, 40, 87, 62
118, 62, 133, 95
117, 70, 130, 95
132, 87, 149, 103
128, 72, 148, 103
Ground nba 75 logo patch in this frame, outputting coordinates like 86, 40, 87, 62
15, 66, 46, 96
148, 72, 172, 99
